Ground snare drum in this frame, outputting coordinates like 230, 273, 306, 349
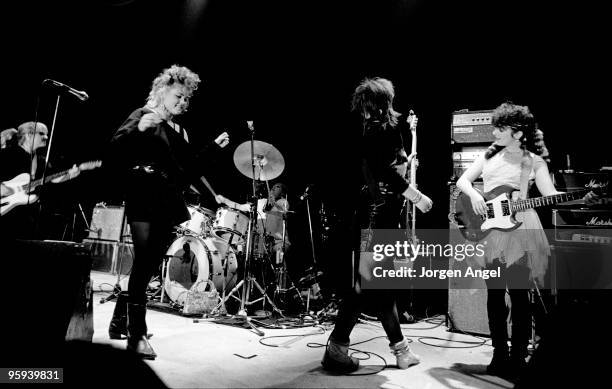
164, 235, 238, 306
178, 205, 215, 236
212, 207, 249, 244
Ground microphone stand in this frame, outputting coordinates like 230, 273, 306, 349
303, 192, 318, 266
34, 94, 62, 234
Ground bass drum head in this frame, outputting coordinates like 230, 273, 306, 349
164, 236, 238, 306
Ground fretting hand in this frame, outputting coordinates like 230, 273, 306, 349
407, 112, 418, 131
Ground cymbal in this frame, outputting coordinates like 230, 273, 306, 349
233, 140, 285, 181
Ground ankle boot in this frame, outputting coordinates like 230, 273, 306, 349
108, 291, 129, 339
390, 337, 420, 369
321, 338, 359, 373
487, 348, 510, 377
508, 348, 528, 379
127, 303, 157, 360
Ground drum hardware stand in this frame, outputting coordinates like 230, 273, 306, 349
208, 122, 284, 335
271, 212, 305, 312
211, 229, 239, 316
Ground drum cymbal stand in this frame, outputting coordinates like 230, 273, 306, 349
266, 203, 304, 310
237, 203, 285, 315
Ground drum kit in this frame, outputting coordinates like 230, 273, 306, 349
162, 134, 300, 319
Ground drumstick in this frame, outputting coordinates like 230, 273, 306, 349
199, 175, 217, 198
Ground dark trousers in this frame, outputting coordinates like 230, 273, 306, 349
128, 220, 173, 305
330, 194, 405, 345
331, 288, 404, 345
484, 258, 531, 359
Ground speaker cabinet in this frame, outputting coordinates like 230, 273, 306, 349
5, 239, 94, 354
88, 205, 131, 242
447, 182, 512, 336
84, 239, 134, 275
447, 224, 490, 335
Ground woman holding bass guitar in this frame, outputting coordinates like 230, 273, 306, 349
456, 102, 596, 380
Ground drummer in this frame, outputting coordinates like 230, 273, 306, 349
215, 181, 291, 264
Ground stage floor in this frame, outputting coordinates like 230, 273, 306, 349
90, 271, 513, 389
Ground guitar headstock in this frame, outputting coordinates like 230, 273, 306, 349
78, 160, 103, 171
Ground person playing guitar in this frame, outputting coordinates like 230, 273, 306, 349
455, 102, 597, 380
0, 121, 81, 238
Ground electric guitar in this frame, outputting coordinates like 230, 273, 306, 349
405, 110, 418, 243
451, 181, 607, 242
0, 160, 102, 216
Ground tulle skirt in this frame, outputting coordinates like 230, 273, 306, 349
474, 209, 550, 285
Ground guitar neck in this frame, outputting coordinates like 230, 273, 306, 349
21, 169, 71, 192
512, 189, 589, 211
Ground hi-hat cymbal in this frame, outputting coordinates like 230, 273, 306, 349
233, 140, 285, 181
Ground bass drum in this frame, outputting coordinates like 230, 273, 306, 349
164, 235, 238, 306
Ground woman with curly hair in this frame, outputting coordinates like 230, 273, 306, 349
456, 102, 593, 379
106, 65, 229, 359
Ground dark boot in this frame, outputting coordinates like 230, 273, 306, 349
508, 344, 528, 380
127, 303, 157, 360
487, 348, 510, 377
321, 337, 359, 373
108, 291, 129, 339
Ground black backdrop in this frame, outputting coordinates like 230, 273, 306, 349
2, 0, 609, 289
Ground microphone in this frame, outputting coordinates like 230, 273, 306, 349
246, 120, 254, 132
299, 185, 313, 201
43, 79, 89, 101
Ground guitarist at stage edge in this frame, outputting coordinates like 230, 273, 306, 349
0, 121, 80, 239
455, 102, 597, 381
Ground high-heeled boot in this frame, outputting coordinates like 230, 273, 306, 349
390, 337, 420, 369
108, 291, 129, 339
126, 303, 157, 360
321, 337, 359, 373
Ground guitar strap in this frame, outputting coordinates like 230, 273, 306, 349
519, 150, 534, 200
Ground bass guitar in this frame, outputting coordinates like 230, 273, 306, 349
451, 182, 606, 241
0, 160, 102, 216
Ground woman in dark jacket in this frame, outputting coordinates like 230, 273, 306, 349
321, 77, 433, 373
107, 65, 229, 359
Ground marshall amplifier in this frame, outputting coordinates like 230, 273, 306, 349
451, 109, 496, 144
552, 209, 612, 244
452, 145, 488, 178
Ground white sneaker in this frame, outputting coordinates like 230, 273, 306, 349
390, 338, 420, 369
